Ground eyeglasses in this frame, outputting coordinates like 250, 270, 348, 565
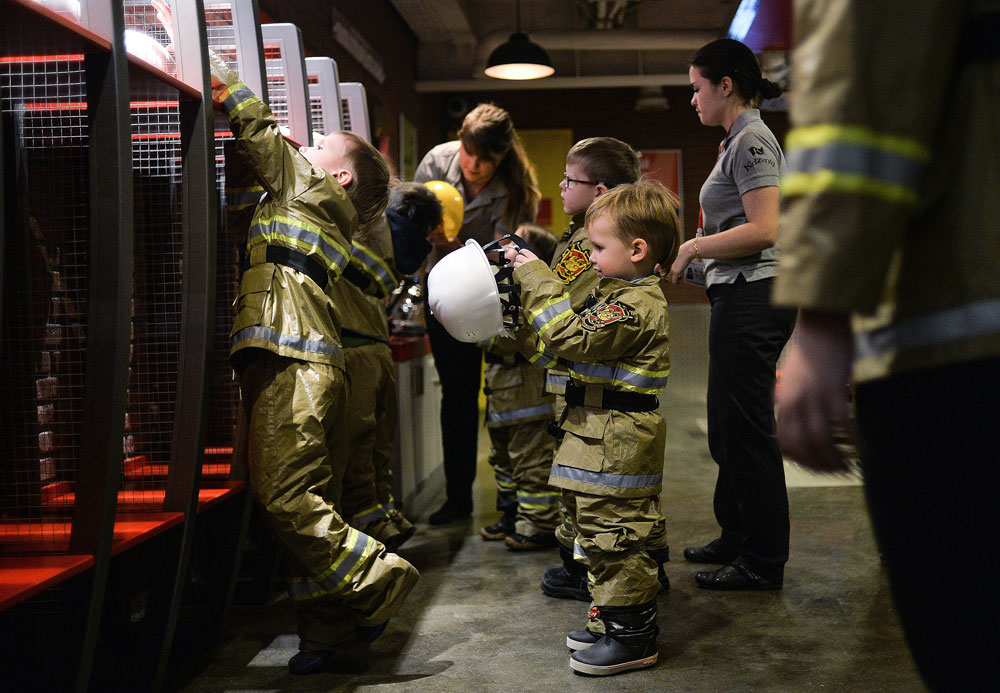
562, 173, 600, 189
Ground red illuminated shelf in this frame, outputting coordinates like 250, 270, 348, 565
0, 554, 95, 611
390, 334, 431, 362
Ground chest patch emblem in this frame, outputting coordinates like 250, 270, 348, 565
553, 240, 591, 284
582, 299, 635, 331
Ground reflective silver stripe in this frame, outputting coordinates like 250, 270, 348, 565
351, 503, 390, 527
568, 362, 667, 393
485, 403, 555, 424
226, 188, 265, 209
547, 372, 569, 389
786, 142, 923, 190
351, 241, 398, 296
248, 217, 349, 276
231, 325, 341, 357
517, 492, 559, 508
529, 347, 556, 368
854, 298, 1000, 360
573, 540, 588, 559
550, 463, 662, 490
530, 296, 573, 335
494, 471, 515, 485
288, 528, 372, 601
222, 84, 259, 115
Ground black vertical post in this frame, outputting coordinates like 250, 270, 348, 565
69, 6, 134, 692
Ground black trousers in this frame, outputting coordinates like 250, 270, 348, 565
856, 356, 1000, 690
706, 275, 796, 581
426, 311, 483, 511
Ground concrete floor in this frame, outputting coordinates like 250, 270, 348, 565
167, 307, 925, 691
167, 416, 924, 691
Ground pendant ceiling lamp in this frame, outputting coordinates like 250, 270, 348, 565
484, 0, 554, 80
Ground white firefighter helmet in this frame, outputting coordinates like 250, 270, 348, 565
426, 236, 526, 343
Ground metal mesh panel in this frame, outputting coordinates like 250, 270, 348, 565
204, 3, 239, 68
340, 97, 352, 131
205, 117, 240, 464
121, 78, 183, 505
1, 48, 89, 552
264, 42, 288, 127
201, 3, 246, 469
308, 75, 324, 135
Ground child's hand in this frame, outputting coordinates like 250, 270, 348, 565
504, 246, 538, 269
207, 50, 239, 100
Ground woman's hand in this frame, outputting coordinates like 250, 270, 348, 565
666, 238, 697, 283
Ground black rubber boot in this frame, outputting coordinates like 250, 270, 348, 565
566, 627, 601, 650
570, 601, 659, 676
540, 545, 589, 601
479, 507, 515, 541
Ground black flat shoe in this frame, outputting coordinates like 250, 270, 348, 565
695, 563, 782, 591
683, 539, 737, 565
428, 503, 472, 525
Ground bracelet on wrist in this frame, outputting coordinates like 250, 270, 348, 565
693, 238, 701, 260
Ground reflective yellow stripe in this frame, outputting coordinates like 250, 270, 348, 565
785, 124, 930, 163
782, 170, 918, 206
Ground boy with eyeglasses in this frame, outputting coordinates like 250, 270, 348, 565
540, 138, 672, 603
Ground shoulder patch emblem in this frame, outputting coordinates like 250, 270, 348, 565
553, 240, 592, 284
582, 299, 635, 331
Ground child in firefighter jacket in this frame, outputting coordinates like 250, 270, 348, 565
208, 53, 418, 676
506, 180, 679, 676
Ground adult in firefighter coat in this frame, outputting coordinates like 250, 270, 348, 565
773, 1, 1000, 688
212, 55, 417, 671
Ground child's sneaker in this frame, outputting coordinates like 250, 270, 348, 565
504, 531, 557, 551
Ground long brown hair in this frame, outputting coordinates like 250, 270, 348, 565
459, 103, 540, 233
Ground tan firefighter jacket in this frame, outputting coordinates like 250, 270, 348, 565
219, 80, 358, 370
774, 0, 1000, 382
543, 212, 600, 394
513, 261, 670, 498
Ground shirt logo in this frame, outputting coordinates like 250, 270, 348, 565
582, 299, 635, 331
748, 145, 764, 156
553, 240, 592, 284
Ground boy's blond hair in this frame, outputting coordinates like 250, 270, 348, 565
585, 180, 681, 269
339, 130, 390, 225
566, 137, 641, 189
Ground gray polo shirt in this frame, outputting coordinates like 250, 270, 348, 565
414, 140, 512, 270
700, 109, 785, 287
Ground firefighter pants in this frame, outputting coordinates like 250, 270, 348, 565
339, 343, 401, 532
487, 419, 559, 535
239, 351, 418, 651
567, 490, 661, 610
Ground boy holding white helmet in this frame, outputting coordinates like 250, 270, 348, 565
506, 181, 679, 676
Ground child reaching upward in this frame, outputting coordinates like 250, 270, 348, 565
208, 52, 418, 676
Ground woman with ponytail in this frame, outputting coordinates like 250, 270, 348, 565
415, 103, 540, 525
667, 39, 797, 590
